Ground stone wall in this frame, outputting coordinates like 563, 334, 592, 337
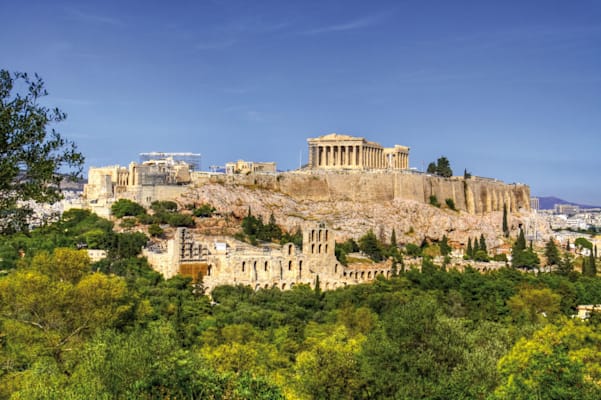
190, 170, 530, 214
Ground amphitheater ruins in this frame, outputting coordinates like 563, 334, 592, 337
144, 223, 392, 292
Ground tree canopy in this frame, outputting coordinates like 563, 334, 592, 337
0, 70, 84, 232
427, 156, 453, 177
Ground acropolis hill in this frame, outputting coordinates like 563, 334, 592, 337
83, 133, 538, 289
85, 133, 530, 215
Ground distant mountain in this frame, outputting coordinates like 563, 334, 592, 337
537, 196, 599, 210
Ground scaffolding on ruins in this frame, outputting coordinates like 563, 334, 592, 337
139, 152, 202, 171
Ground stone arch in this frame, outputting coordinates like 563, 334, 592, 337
325, 282, 330, 289
318, 244, 322, 254
334, 264, 338, 273
290, 282, 295, 288
264, 261, 268, 271
325, 230, 328, 241
252, 261, 257, 281
386, 271, 390, 278
319, 230, 322, 241
311, 230, 315, 241
264, 283, 269, 289
288, 244, 292, 256
242, 261, 246, 272
325, 244, 328, 254
299, 260, 303, 278
311, 244, 315, 254
288, 260, 292, 271
361, 271, 365, 279
207, 265, 212, 276
255, 283, 261, 291
343, 271, 347, 277
282, 283, 286, 290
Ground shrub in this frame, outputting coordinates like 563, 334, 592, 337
193, 204, 216, 218
445, 198, 456, 210
148, 224, 164, 237
429, 195, 440, 208
111, 199, 146, 218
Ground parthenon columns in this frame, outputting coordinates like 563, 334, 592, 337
307, 134, 410, 170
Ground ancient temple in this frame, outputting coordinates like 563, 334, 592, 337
307, 133, 409, 170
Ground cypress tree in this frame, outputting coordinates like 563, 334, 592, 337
390, 228, 397, 249
467, 238, 473, 258
473, 236, 480, 253
590, 252, 597, 276
515, 229, 526, 252
479, 234, 487, 254
566, 239, 570, 252
502, 204, 509, 237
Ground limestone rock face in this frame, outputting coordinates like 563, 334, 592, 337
177, 181, 549, 251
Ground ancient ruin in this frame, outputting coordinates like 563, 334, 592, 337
144, 223, 391, 293
81, 133, 533, 290
307, 133, 409, 170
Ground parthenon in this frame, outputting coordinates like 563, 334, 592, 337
307, 133, 410, 170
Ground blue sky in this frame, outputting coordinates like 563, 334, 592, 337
2, 0, 601, 204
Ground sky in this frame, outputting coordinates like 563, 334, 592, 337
2, 0, 601, 205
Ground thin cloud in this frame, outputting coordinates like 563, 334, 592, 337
302, 12, 391, 35
195, 39, 237, 51
64, 7, 125, 27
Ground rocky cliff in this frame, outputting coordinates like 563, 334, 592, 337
178, 171, 545, 252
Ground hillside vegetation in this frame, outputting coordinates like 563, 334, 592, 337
1, 209, 601, 399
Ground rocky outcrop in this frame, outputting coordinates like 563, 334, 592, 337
192, 170, 530, 215
177, 178, 547, 252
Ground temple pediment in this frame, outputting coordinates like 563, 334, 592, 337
310, 133, 365, 142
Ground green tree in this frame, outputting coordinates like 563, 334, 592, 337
359, 230, 383, 262
493, 321, 601, 399
111, 199, 146, 218
148, 223, 164, 237
502, 204, 509, 237
435, 156, 453, 177
557, 252, 574, 275
440, 235, 451, 256
575, 237, 593, 251
544, 239, 561, 266
150, 200, 178, 212
0, 70, 84, 233
427, 162, 437, 174
466, 237, 473, 259
588, 251, 597, 276
445, 198, 456, 210
479, 234, 487, 254
193, 203, 216, 217
390, 228, 397, 249
294, 325, 364, 399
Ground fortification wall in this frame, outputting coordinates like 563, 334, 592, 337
212, 171, 531, 214
87, 170, 529, 215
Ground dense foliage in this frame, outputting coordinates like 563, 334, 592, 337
426, 156, 453, 178
0, 70, 84, 233
2, 212, 601, 399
